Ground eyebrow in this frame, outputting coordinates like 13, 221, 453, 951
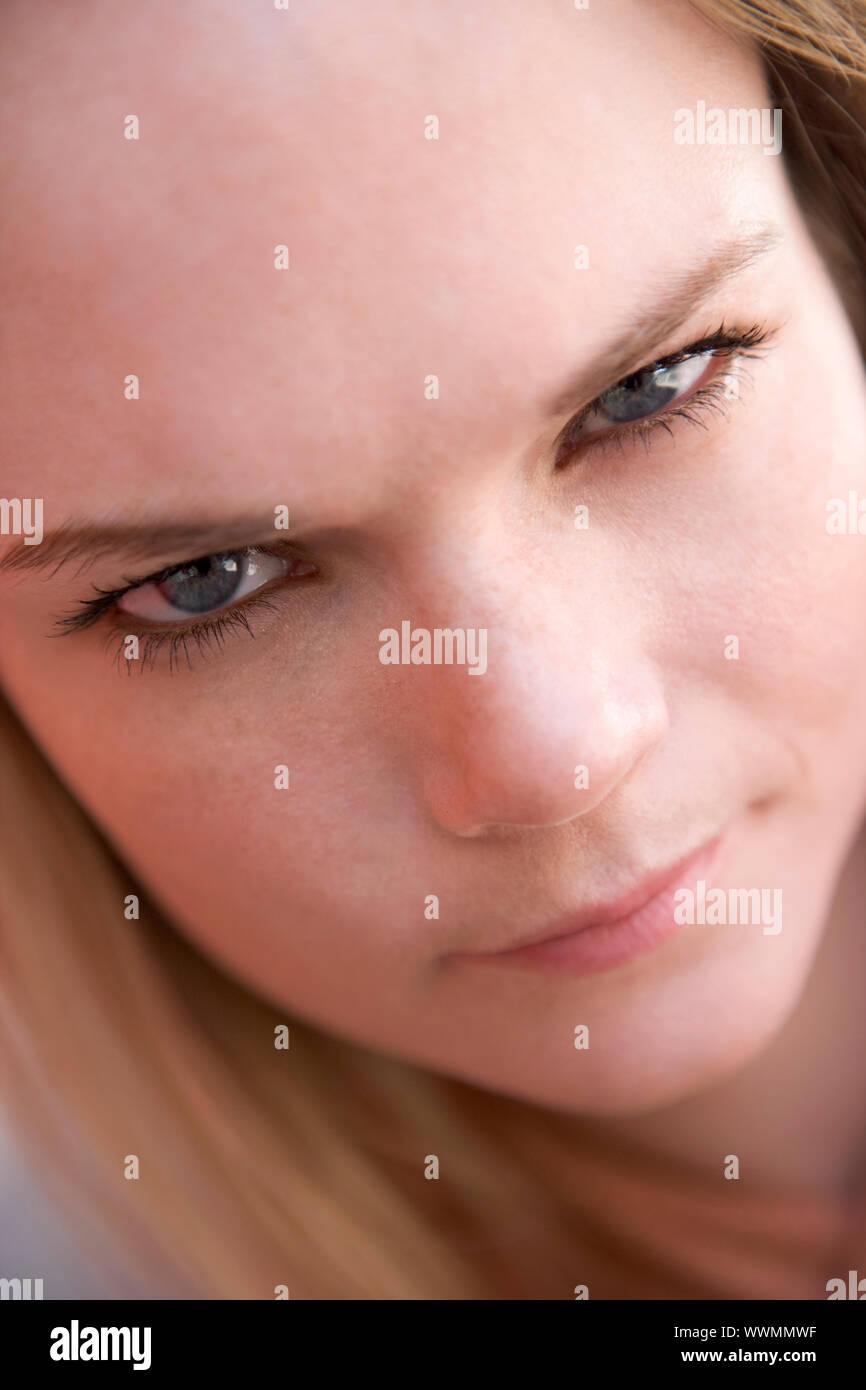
0, 515, 299, 579
1, 226, 783, 582
542, 223, 784, 418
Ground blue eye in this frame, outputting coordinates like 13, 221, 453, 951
157, 553, 245, 612
116, 548, 316, 624
577, 351, 713, 437
554, 322, 775, 463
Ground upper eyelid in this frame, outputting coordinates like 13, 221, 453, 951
99, 560, 198, 603
117, 545, 277, 596
596, 332, 750, 396
69, 535, 310, 608
562, 325, 774, 432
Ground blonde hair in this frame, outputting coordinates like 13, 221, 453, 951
2, 1, 865, 1299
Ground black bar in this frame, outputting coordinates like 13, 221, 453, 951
1, 1298, 859, 1376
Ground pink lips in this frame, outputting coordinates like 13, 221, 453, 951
454, 835, 725, 977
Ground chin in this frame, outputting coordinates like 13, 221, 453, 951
464, 990, 806, 1118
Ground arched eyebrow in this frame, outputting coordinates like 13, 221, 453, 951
543, 223, 784, 419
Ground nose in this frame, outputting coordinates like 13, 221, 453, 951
403, 594, 669, 838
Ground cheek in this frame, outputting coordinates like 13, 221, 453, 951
0, 647, 417, 1014
739, 363, 866, 761
658, 301, 866, 791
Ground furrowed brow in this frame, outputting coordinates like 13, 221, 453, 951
543, 224, 784, 419
2, 226, 783, 582
0, 515, 298, 579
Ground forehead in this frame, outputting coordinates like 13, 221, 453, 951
1, 0, 785, 518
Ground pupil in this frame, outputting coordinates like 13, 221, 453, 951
160, 552, 243, 614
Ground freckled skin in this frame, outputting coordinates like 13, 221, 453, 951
1, 0, 866, 1124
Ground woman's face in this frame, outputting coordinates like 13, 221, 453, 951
2, 0, 866, 1115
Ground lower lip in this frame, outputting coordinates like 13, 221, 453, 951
458, 836, 725, 978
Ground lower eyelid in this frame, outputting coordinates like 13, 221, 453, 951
102, 591, 283, 674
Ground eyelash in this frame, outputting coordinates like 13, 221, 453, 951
55, 321, 774, 674
105, 595, 280, 674
554, 321, 773, 466
54, 548, 298, 675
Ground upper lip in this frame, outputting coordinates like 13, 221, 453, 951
461, 836, 721, 956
